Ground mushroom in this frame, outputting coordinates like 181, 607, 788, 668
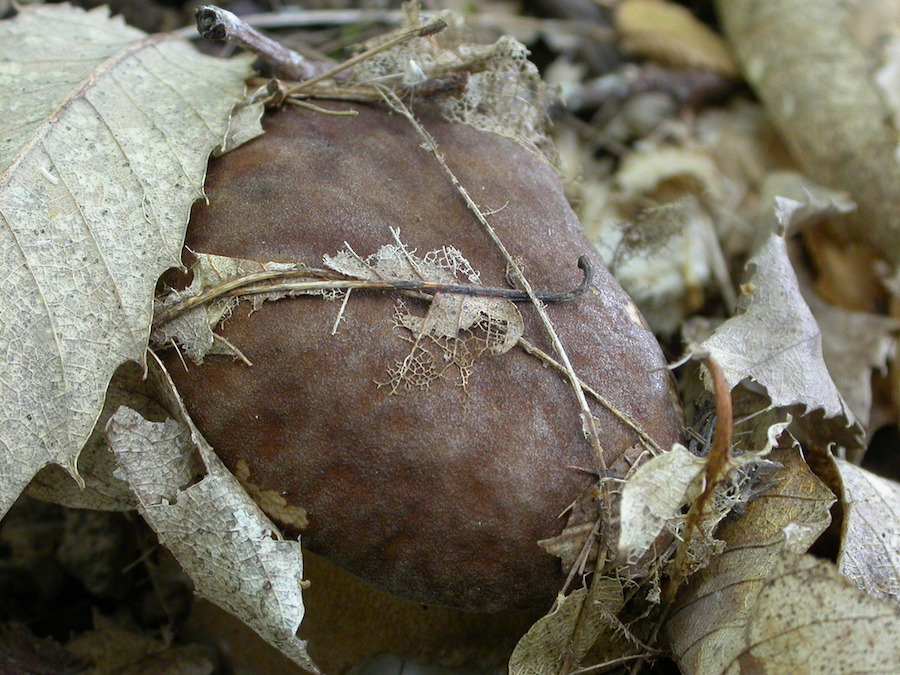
161, 101, 683, 612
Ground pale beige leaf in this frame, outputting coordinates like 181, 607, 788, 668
717, 0, 900, 265
617, 0, 739, 77
107, 405, 318, 673
665, 445, 836, 675
509, 578, 627, 674
701, 194, 858, 434
617, 444, 706, 566
0, 4, 252, 516
835, 459, 900, 604
722, 555, 900, 675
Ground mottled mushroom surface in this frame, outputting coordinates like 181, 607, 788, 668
164, 103, 682, 612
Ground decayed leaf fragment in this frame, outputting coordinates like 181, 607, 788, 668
665, 443, 837, 674
509, 578, 629, 674
324, 233, 524, 390
0, 4, 252, 517
835, 459, 900, 604
107, 391, 318, 672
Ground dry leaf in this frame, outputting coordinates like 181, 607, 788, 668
24, 361, 178, 512
665, 444, 837, 674
0, 4, 252, 517
700, 193, 859, 439
722, 554, 900, 675
805, 293, 899, 432
717, 0, 900, 266
616, 444, 706, 566
835, 459, 900, 604
617, 0, 739, 77
107, 399, 318, 673
509, 578, 628, 674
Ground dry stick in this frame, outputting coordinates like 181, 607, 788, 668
628, 353, 734, 675
195, 5, 321, 81
284, 18, 448, 96
518, 337, 663, 455
376, 87, 609, 479
376, 90, 621, 675
152, 262, 591, 327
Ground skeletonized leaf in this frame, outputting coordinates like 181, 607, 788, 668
0, 4, 252, 517
107, 403, 318, 673
665, 444, 835, 674
722, 554, 900, 675
835, 459, 900, 604
324, 232, 524, 390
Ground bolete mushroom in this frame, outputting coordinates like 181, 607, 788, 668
161, 101, 683, 612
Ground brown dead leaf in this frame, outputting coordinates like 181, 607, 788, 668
700, 188, 863, 449
723, 554, 900, 674
509, 578, 630, 674
106, 357, 318, 674
665, 443, 836, 674
835, 459, 900, 604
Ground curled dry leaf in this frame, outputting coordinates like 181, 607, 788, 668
0, 4, 252, 516
665, 441, 837, 674
716, 0, 900, 266
106, 372, 318, 673
616, 0, 739, 77
700, 191, 861, 446
835, 459, 900, 604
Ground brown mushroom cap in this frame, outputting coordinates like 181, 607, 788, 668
163, 103, 682, 611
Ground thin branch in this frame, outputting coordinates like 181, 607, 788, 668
283, 18, 448, 95
375, 87, 610, 480
195, 5, 323, 81
153, 261, 591, 327
518, 337, 664, 454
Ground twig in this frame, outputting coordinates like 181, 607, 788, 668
152, 261, 591, 327
518, 337, 664, 454
195, 5, 323, 81
283, 18, 448, 95
173, 8, 614, 44
376, 87, 610, 480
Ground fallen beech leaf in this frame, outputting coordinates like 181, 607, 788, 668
835, 459, 900, 604
107, 400, 318, 673
717, 0, 900, 266
725, 554, 900, 675
0, 4, 251, 517
509, 578, 628, 674
805, 293, 899, 432
665, 442, 836, 674
701, 194, 859, 439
